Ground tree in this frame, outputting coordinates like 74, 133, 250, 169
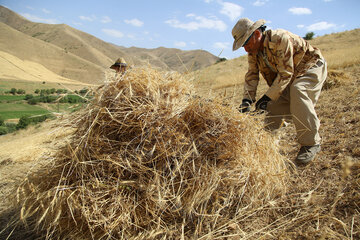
0, 116, 4, 126
16, 115, 31, 129
28, 98, 39, 105
10, 88, 16, 95
35, 89, 40, 94
304, 32, 315, 40
17, 89, 25, 94
25, 94, 34, 100
0, 126, 7, 135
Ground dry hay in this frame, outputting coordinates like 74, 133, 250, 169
15, 67, 289, 239
322, 69, 350, 90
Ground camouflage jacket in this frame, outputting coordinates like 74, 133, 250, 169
244, 29, 323, 101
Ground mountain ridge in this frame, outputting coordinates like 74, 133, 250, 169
0, 5, 220, 85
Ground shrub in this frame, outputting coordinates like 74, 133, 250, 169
44, 95, 57, 103
5, 123, 17, 133
0, 126, 7, 135
56, 89, 68, 94
35, 89, 40, 94
30, 114, 51, 123
17, 89, 26, 94
56, 89, 64, 94
16, 115, 31, 130
0, 116, 4, 126
28, 98, 39, 105
28, 95, 58, 104
10, 88, 16, 95
16, 114, 52, 130
25, 94, 34, 100
79, 88, 88, 95
216, 57, 227, 64
304, 32, 315, 40
59, 95, 85, 103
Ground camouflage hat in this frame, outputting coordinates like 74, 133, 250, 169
110, 57, 127, 69
232, 18, 266, 51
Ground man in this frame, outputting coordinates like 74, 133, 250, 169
110, 57, 128, 76
232, 18, 327, 166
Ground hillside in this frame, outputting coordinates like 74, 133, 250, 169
0, 5, 219, 81
121, 46, 220, 72
0, 22, 105, 85
0, 50, 87, 85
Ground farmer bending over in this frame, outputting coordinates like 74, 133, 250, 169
232, 18, 327, 166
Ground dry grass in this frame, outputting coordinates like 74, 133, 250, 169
12, 67, 290, 239
310, 29, 360, 69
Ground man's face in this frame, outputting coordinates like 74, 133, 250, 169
114, 66, 126, 73
119, 66, 126, 73
114, 66, 120, 73
243, 30, 261, 54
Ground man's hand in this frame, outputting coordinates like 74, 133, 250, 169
238, 99, 253, 113
255, 95, 271, 111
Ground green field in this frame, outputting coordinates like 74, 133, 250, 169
47, 102, 86, 113
0, 102, 50, 119
0, 95, 26, 102
0, 78, 92, 95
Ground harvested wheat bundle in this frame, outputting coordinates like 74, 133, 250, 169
322, 69, 350, 90
17, 67, 289, 239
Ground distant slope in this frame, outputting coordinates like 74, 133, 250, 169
0, 6, 219, 74
0, 22, 104, 85
308, 28, 360, 69
0, 5, 127, 69
120, 46, 220, 72
0, 50, 87, 85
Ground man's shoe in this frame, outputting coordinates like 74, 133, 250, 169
295, 145, 321, 166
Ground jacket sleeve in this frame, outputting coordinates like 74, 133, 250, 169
243, 54, 259, 102
265, 34, 294, 101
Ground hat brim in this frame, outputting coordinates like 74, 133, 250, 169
232, 19, 266, 51
110, 63, 127, 69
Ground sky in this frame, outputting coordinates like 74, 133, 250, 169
1, 0, 360, 59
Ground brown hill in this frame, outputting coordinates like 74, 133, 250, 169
121, 46, 220, 72
0, 22, 104, 85
0, 5, 219, 79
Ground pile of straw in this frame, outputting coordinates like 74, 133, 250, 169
17, 67, 289, 239
322, 69, 349, 90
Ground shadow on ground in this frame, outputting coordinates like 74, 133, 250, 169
0, 208, 44, 240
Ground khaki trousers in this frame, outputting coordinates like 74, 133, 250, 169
265, 59, 328, 146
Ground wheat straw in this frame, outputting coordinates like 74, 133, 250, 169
15, 66, 290, 239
